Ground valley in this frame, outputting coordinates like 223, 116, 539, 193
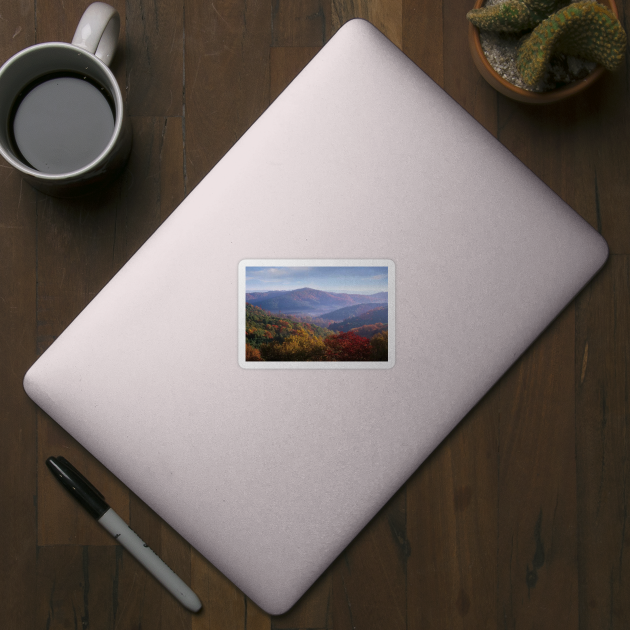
245, 287, 389, 362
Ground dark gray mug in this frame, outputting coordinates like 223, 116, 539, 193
0, 2, 131, 197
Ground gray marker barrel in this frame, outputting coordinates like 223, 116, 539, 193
98, 508, 202, 612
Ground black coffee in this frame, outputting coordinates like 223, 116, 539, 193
10, 73, 115, 174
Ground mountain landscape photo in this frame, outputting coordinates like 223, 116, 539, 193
244, 265, 390, 362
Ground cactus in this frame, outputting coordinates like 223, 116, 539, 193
516, 1, 627, 85
467, 0, 568, 33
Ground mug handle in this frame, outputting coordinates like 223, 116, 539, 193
71, 2, 120, 67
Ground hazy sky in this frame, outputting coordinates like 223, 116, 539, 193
246, 266, 388, 294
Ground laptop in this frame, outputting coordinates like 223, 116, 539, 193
23, 19, 608, 614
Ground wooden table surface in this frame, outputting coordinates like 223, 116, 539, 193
1, 0, 629, 628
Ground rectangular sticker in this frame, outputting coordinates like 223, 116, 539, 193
238, 260, 395, 369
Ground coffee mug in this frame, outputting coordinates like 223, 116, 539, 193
0, 2, 132, 197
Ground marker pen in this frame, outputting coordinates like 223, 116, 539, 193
46, 456, 202, 613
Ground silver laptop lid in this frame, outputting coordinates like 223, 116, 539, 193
24, 19, 607, 614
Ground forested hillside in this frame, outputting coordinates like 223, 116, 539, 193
245, 303, 388, 362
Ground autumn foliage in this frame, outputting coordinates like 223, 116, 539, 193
324, 331, 371, 361
260, 330, 327, 361
245, 303, 388, 362
245, 344, 263, 361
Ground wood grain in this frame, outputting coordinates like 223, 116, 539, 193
1, 0, 629, 627
184, 0, 271, 191
493, 60, 630, 258
403, 0, 444, 87
190, 549, 248, 630
407, 392, 499, 629
332, 0, 403, 48
0, 151, 38, 630
36, 545, 119, 630
125, 0, 184, 117
271, 573, 332, 629
583, 72, 630, 254
271, 0, 331, 46
576, 256, 630, 629
497, 305, 579, 629
270, 47, 321, 103
111, 116, 185, 270
0, 5, 38, 629
331, 486, 408, 630
443, 0, 497, 131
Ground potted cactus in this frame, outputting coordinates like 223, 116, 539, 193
467, 0, 627, 102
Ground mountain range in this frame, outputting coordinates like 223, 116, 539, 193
246, 287, 388, 316
318, 302, 387, 323
329, 305, 388, 332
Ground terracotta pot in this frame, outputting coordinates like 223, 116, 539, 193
468, 0, 619, 103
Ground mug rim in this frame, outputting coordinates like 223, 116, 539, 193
0, 41, 125, 181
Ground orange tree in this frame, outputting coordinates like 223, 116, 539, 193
260, 330, 327, 361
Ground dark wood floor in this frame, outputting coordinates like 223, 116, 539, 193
1, 0, 629, 628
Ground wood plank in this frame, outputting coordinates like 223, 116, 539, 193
271, 573, 332, 629
247, 599, 272, 630
402, 0, 444, 88
582, 71, 630, 254
0, 4, 38, 629
35, 544, 194, 630
330, 486, 407, 630
407, 392, 499, 629
126, 0, 183, 117
36, 545, 118, 630
33, 186, 121, 355
270, 47, 321, 103
0, 136, 38, 630
0, 0, 36, 55
497, 305, 578, 628
443, 0, 497, 131
496, 97, 598, 224
190, 549, 247, 630
112, 116, 185, 270
184, 0, 272, 192
576, 256, 630, 629
159, 117, 187, 219
331, 0, 402, 48
271, 0, 332, 46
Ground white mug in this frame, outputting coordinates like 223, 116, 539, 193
0, 2, 132, 197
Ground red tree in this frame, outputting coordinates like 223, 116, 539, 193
324, 331, 371, 361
